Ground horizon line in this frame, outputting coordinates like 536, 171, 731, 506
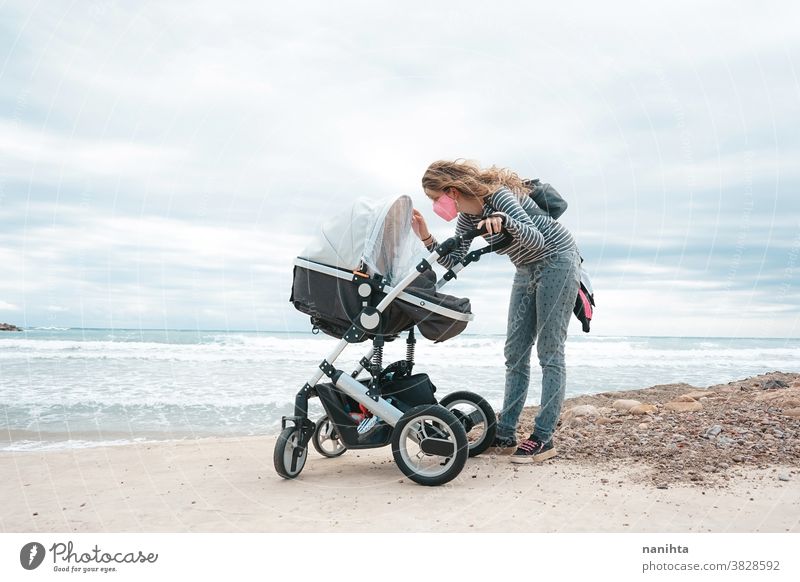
4, 326, 799, 341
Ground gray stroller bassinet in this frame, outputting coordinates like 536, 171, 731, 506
291, 196, 472, 342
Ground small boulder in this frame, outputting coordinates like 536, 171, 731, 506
612, 399, 641, 412
629, 404, 657, 415
563, 404, 600, 419
665, 400, 703, 412
682, 390, 715, 399
762, 379, 789, 390
675, 394, 698, 402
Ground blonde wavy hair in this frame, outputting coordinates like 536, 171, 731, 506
421, 159, 530, 202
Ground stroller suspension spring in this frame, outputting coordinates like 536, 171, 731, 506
406, 328, 416, 367
371, 342, 384, 376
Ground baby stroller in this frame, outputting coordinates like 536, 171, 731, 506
278, 195, 510, 486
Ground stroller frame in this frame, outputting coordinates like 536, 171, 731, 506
278, 227, 510, 486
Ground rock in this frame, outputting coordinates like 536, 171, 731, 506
563, 405, 599, 419
675, 395, 698, 402
682, 390, 715, 399
702, 425, 723, 439
665, 400, 703, 412
596, 417, 623, 425
638, 422, 649, 429
783, 408, 800, 418
716, 436, 735, 447
732, 455, 746, 463
0, 322, 22, 332
612, 399, 641, 412
778, 472, 791, 482
762, 379, 789, 390
629, 404, 657, 415
755, 388, 800, 402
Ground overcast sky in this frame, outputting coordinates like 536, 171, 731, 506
1, 1, 798, 337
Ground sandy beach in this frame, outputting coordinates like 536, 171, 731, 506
2, 372, 799, 533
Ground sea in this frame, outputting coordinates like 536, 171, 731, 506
1, 328, 798, 451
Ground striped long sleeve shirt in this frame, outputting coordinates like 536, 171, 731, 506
425, 187, 576, 269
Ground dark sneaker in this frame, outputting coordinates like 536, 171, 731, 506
490, 435, 517, 454
510, 435, 556, 464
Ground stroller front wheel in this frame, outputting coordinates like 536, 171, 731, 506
274, 426, 308, 479
391, 404, 468, 486
312, 415, 347, 458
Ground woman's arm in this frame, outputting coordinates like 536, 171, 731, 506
489, 189, 547, 253
424, 213, 477, 269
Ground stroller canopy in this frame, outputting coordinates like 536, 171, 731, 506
300, 195, 421, 284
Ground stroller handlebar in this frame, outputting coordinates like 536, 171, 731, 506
436, 224, 512, 257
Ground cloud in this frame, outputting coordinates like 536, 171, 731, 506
0, 0, 798, 335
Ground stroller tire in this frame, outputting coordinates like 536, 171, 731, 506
274, 426, 308, 479
391, 404, 468, 487
439, 391, 497, 457
312, 415, 347, 458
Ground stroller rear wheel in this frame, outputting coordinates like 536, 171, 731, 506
391, 404, 468, 486
274, 426, 308, 479
312, 415, 347, 458
439, 391, 497, 457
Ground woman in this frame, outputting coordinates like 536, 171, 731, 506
413, 159, 580, 463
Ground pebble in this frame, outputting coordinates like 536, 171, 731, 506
702, 425, 723, 438
596, 417, 623, 425
732, 455, 746, 463
778, 473, 791, 482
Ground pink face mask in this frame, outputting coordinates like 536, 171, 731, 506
433, 195, 458, 221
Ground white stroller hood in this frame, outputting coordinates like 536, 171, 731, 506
300, 195, 421, 284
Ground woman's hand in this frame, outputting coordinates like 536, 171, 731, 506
477, 214, 503, 235
411, 209, 431, 241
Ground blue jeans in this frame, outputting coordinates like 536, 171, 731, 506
496, 249, 581, 443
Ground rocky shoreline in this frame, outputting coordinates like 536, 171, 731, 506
517, 371, 800, 489
0, 322, 22, 331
